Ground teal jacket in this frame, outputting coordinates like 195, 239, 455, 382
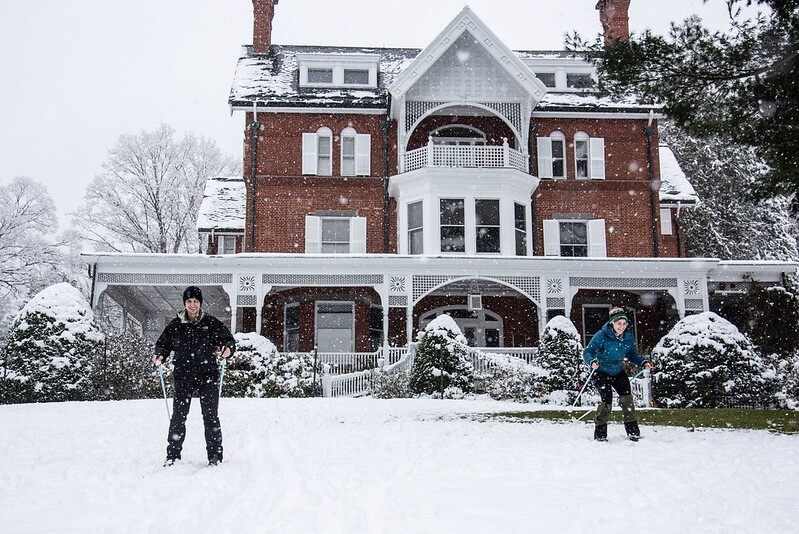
582, 323, 647, 376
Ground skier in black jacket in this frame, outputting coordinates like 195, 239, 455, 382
153, 286, 236, 466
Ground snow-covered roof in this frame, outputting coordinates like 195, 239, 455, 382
229, 44, 658, 113
196, 176, 246, 233
658, 144, 699, 206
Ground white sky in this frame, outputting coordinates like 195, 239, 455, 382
0, 0, 750, 227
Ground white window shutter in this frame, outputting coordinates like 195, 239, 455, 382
590, 137, 605, 179
305, 215, 321, 253
660, 208, 673, 235
543, 219, 560, 256
355, 134, 371, 176
588, 219, 607, 257
302, 133, 318, 175
350, 216, 367, 253
536, 137, 553, 178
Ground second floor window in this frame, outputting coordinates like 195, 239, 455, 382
408, 201, 424, 255
543, 218, 607, 257
536, 131, 566, 179
559, 222, 588, 257
440, 199, 465, 253
475, 199, 500, 253
321, 218, 350, 253
305, 214, 366, 253
302, 127, 333, 176
574, 131, 605, 179
515, 203, 527, 256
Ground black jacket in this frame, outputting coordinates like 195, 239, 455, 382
154, 310, 236, 379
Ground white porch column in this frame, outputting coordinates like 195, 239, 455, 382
256, 285, 272, 335
222, 283, 237, 333
406, 305, 414, 346
669, 287, 685, 318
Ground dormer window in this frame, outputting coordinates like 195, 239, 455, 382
566, 73, 594, 89
536, 72, 557, 88
298, 53, 380, 88
308, 68, 333, 84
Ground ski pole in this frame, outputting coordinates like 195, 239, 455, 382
157, 364, 171, 421
572, 365, 597, 407
629, 369, 645, 382
218, 358, 227, 398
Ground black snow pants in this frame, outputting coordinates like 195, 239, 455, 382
166, 372, 222, 462
592, 370, 637, 426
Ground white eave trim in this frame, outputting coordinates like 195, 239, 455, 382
230, 105, 388, 115
532, 111, 666, 120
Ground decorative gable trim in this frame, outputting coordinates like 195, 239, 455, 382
388, 7, 546, 103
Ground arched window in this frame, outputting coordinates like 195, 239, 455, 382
430, 125, 486, 146
302, 127, 333, 175
536, 130, 566, 179
574, 131, 590, 179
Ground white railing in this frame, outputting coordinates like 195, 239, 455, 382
314, 351, 380, 375
403, 139, 528, 173
322, 345, 415, 398
477, 347, 538, 365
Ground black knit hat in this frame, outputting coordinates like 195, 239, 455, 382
608, 306, 628, 324
182, 286, 203, 304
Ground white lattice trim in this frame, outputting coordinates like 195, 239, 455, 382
237, 294, 257, 307
389, 295, 408, 307
98, 273, 233, 284
262, 274, 383, 285
570, 277, 678, 288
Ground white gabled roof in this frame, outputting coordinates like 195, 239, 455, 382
388, 6, 547, 103
196, 176, 246, 233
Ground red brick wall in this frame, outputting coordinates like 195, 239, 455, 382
243, 112, 398, 253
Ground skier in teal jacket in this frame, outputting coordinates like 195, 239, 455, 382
583, 306, 652, 441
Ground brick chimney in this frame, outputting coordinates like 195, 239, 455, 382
252, 0, 277, 54
596, 0, 631, 44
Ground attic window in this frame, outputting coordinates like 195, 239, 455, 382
344, 69, 369, 85
308, 68, 333, 84
536, 72, 556, 87
566, 73, 594, 89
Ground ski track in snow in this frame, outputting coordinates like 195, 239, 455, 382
1, 398, 797, 534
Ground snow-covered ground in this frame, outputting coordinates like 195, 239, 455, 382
1, 398, 797, 534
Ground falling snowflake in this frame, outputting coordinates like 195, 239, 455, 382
239, 275, 256, 292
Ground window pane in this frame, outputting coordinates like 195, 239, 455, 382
342, 135, 355, 175
551, 140, 564, 159
560, 222, 587, 244
440, 199, 464, 225
536, 72, 556, 87
476, 227, 500, 253
514, 203, 526, 230
515, 229, 527, 256
575, 140, 588, 178
322, 219, 349, 241
475, 200, 499, 226
344, 69, 369, 84
441, 227, 465, 252
286, 304, 299, 330
318, 135, 331, 175
566, 73, 593, 88
408, 201, 423, 229
409, 229, 424, 255
308, 68, 333, 83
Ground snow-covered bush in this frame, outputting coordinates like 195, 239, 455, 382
774, 352, 799, 410
476, 352, 548, 402
1, 283, 104, 404
222, 332, 276, 397
536, 315, 585, 396
651, 312, 771, 408
235, 333, 318, 398
409, 315, 474, 398
95, 330, 162, 400
371, 367, 412, 399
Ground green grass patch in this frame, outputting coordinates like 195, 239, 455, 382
484, 408, 799, 434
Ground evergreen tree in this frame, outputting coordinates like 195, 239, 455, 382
651, 311, 771, 408
536, 315, 585, 393
569, 0, 799, 207
746, 279, 799, 357
661, 122, 798, 260
1, 283, 104, 404
409, 314, 474, 397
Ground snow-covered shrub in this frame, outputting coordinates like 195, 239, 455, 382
536, 315, 585, 396
1, 283, 104, 404
651, 312, 771, 408
371, 367, 412, 399
94, 330, 162, 400
222, 332, 277, 397
476, 352, 548, 402
409, 315, 474, 397
774, 352, 799, 410
238, 333, 317, 398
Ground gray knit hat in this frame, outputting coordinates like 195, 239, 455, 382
608, 306, 628, 324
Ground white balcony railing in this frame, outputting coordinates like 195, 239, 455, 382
403, 138, 529, 173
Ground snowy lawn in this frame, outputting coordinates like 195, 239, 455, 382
1, 398, 797, 534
